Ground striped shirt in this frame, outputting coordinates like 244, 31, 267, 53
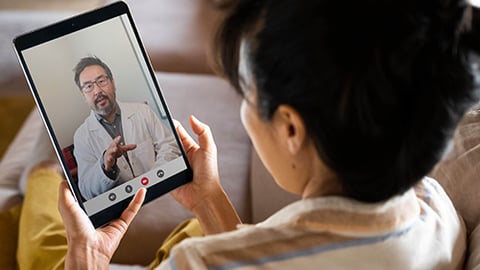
156, 177, 466, 270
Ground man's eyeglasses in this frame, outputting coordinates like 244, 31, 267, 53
80, 75, 110, 93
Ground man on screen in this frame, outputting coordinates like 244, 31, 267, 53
73, 56, 180, 200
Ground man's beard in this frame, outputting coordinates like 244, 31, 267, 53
93, 94, 115, 116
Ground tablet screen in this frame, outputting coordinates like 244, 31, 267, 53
14, 1, 192, 227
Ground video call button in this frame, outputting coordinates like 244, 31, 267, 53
125, 185, 133, 193
157, 169, 165, 178
141, 177, 149, 186
108, 193, 117, 201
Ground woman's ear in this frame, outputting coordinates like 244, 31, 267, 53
273, 105, 307, 155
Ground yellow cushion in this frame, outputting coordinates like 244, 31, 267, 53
147, 218, 203, 270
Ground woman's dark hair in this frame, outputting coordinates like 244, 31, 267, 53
214, 0, 479, 202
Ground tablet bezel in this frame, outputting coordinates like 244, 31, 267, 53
13, 1, 193, 228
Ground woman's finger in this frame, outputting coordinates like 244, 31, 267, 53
175, 118, 199, 153
189, 115, 217, 154
118, 187, 146, 226
58, 180, 75, 214
58, 180, 94, 233
102, 188, 146, 237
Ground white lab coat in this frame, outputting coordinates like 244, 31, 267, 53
73, 102, 180, 200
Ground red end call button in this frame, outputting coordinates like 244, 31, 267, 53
141, 177, 149, 186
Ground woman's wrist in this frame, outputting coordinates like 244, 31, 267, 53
192, 186, 241, 235
65, 244, 110, 270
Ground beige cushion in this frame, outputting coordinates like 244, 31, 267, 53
466, 224, 480, 270
430, 105, 480, 234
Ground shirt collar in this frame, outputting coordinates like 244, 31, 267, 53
94, 103, 121, 123
254, 182, 422, 237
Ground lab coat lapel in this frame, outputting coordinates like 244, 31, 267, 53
120, 102, 137, 145
85, 111, 112, 148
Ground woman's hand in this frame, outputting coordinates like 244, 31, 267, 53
171, 115, 221, 211
171, 116, 241, 235
58, 181, 146, 269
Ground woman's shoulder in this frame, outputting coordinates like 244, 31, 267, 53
414, 177, 458, 214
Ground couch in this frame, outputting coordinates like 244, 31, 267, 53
0, 0, 479, 269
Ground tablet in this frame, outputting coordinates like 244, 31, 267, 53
13, 1, 193, 228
